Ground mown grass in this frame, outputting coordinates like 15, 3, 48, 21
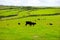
0, 6, 60, 40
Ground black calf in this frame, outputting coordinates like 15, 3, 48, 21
25, 21, 36, 26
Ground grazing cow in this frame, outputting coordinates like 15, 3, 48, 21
25, 21, 36, 26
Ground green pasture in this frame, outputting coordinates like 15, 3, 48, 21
0, 6, 60, 40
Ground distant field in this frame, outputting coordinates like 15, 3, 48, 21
0, 6, 60, 40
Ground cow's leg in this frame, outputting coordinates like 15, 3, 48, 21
25, 23, 27, 25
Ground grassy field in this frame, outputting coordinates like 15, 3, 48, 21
0, 6, 60, 40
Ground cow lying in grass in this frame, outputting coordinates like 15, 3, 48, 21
25, 21, 36, 26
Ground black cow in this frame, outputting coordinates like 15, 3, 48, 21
25, 21, 36, 26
